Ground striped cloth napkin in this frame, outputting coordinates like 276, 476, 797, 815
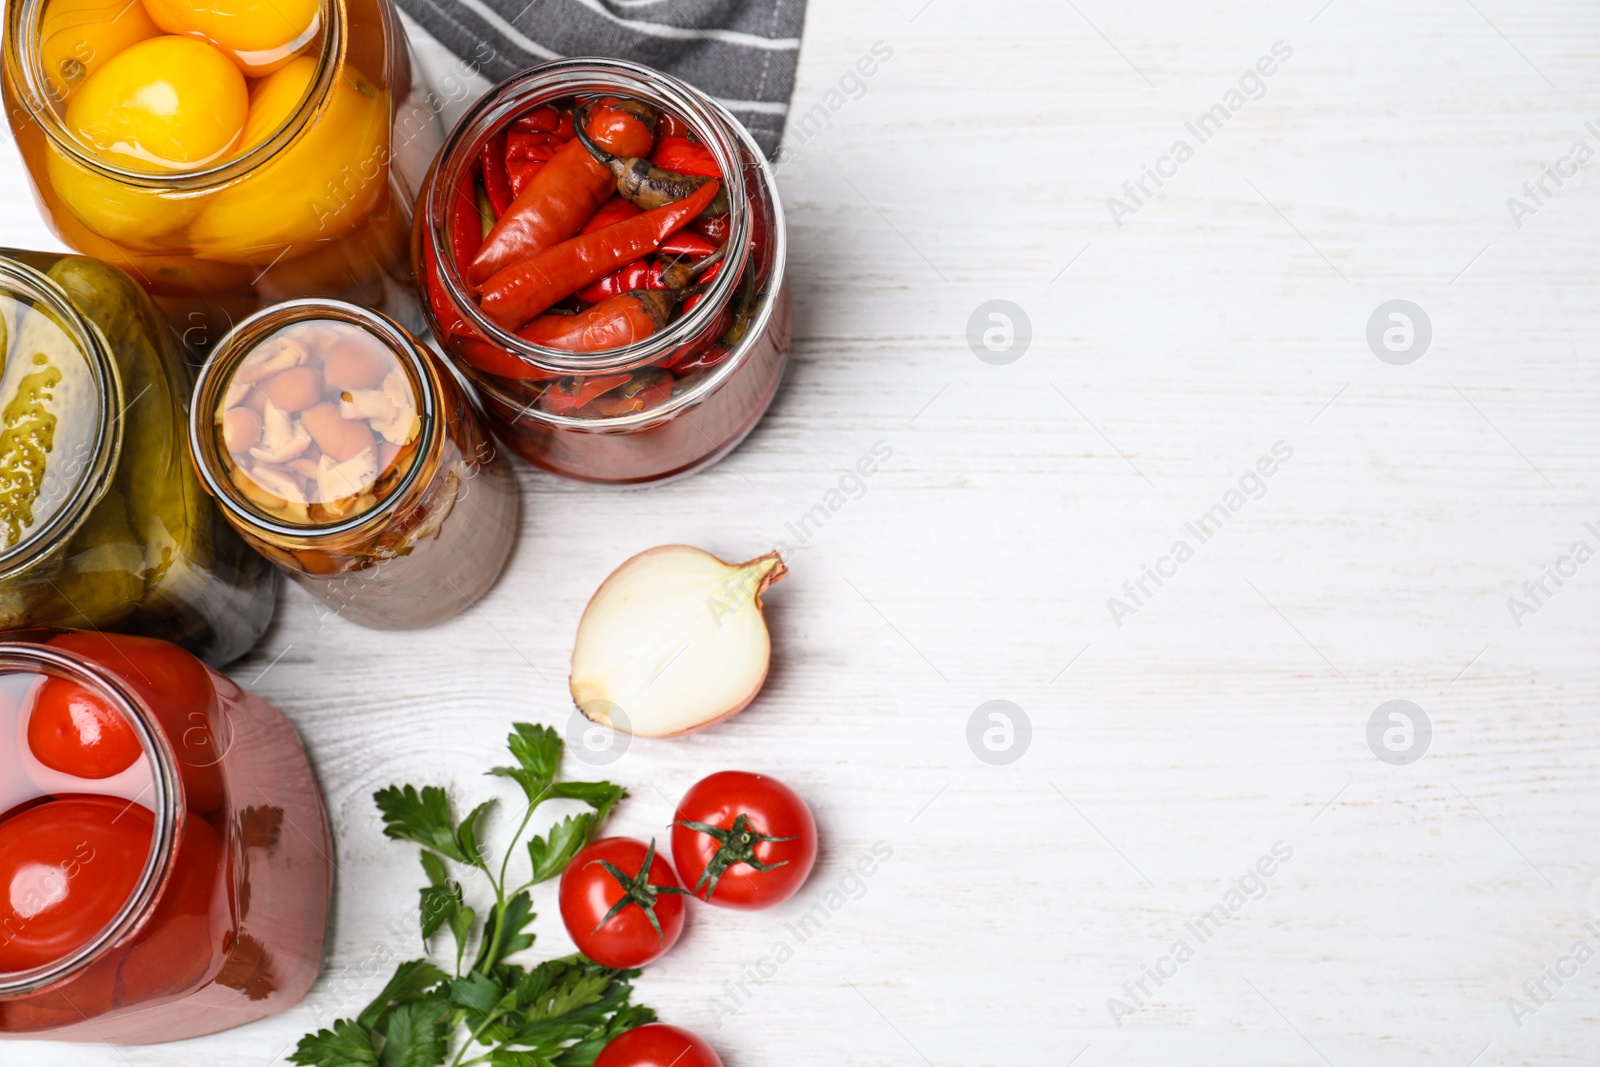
395, 0, 807, 157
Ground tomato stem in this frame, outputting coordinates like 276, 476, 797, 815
673, 813, 795, 901
589, 838, 687, 943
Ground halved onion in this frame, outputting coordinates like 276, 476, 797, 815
570, 545, 788, 738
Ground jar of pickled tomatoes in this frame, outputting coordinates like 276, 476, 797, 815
189, 299, 520, 628
0, 248, 276, 665
1, 0, 439, 345
414, 59, 791, 485
0, 628, 332, 1043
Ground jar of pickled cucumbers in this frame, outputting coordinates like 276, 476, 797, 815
414, 59, 791, 484
0, 250, 276, 665
0, 0, 439, 345
189, 299, 519, 629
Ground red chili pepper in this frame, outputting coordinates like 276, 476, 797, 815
479, 179, 721, 329
658, 114, 691, 139
575, 258, 660, 304
541, 372, 632, 415
506, 161, 544, 199
666, 343, 732, 374
506, 130, 566, 197
662, 303, 733, 369
480, 133, 514, 216
517, 291, 670, 352
469, 103, 657, 285
422, 239, 465, 337
658, 231, 717, 259
650, 135, 720, 179
692, 213, 730, 246
590, 369, 675, 417
572, 245, 724, 304
579, 195, 643, 235
450, 175, 483, 273
512, 105, 562, 133
455, 334, 565, 381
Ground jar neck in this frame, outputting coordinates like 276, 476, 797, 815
425, 58, 753, 376
189, 298, 442, 548
0, 640, 181, 996
3, 0, 345, 191
0, 257, 120, 582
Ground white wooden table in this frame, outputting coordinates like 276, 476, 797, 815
11, 2, 1600, 1064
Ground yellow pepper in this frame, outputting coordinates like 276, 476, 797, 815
38, 0, 160, 100
139, 0, 320, 77
189, 61, 391, 265
47, 35, 248, 249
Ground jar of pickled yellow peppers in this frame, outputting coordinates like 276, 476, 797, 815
0, 249, 277, 665
0, 0, 438, 345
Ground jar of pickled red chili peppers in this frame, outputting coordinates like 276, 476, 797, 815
0, 628, 332, 1043
189, 299, 519, 629
1, 0, 438, 344
414, 59, 791, 484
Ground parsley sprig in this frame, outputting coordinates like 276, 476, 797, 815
291, 724, 652, 1067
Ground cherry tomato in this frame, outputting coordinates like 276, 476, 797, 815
0, 796, 154, 971
670, 771, 817, 909
25, 675, 143, 779
118, 812, 224, 1000
595, 1024, 723, 1067
558, 837, 686, 969
67, 36, 248, 170
48, 631, 224, 814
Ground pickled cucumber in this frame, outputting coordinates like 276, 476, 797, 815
0, 295, 100, 551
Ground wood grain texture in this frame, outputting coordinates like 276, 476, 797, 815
10, 1, 1600, 1064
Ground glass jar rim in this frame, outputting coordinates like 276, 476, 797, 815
4, 0, 343, 191
423, 58, 785, 395
0, 255, 122, 581
189, 298, 443, 541
0, 640, 180, 996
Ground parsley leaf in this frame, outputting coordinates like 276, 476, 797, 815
528, 813, 595, 884
379, 995, 451, 1067
551, 781, 625, 825
291, 1019, 380, 1067
489, 723, 564, 804
374, 785, 472, 865
305, 724, 648, 1067
357, 959, 450, 1030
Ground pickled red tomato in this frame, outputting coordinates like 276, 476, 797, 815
117, 813, 223, 1001
66, 35, 247, 170
141, 0, 319, 74
47, 630, 225, 815
25, 676, 143, 779
0, 796, 154, 972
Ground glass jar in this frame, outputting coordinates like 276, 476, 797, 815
1, 0, 440, 346
0, 628, 332, 1043
190, 299, 519, 628
0, 250, 276, 665
413, 58, 791, 485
